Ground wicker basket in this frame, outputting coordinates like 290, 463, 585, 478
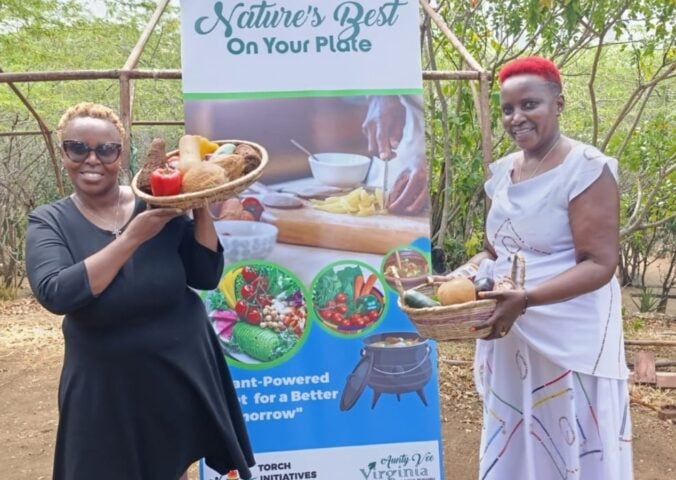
131, 139, 268, 210
395, 253, 525, 341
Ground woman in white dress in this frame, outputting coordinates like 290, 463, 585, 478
458, 56, 633, 479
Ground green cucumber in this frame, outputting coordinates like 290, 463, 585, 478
403, 290, 440, 308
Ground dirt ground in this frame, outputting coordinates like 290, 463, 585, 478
0, 291, 674, 480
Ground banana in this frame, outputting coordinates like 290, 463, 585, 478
219, 267, 241, 308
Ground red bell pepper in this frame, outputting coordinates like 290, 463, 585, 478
150, 166, 182, 196
241, 197, 264, 221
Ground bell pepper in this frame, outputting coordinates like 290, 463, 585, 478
197, 135, 219, 158
241, 197, 264, 221
150, 166, 182, 196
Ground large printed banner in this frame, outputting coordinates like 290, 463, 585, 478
180, 2, 443, 479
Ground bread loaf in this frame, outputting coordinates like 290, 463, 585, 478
137, 138, 166, 192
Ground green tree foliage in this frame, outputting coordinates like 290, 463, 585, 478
423, 0, 674, 308
0, 0, 183, 293
0, 0, 673, 304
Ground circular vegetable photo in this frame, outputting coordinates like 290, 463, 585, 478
203, 262, 309, 366
312, 262, 387, 336
381, 247, 430, 291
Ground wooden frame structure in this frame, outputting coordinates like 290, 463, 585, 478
0, 0, 493, 196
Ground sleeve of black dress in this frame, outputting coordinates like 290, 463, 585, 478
178, 218, 225, 291
25, 208, 96, 314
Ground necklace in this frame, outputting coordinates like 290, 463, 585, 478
72, 188, 123, 238
518, 135, 562, 182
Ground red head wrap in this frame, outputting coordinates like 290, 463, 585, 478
498, 56, 562, 88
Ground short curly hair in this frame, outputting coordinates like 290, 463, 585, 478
56, 102, 125, 143
498, 56, 562, 92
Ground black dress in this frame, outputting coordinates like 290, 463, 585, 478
25, 197, 255, 480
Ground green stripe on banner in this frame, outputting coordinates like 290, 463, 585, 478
184, 88, 423, 100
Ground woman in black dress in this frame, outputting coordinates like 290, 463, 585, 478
25, 102, 254, 479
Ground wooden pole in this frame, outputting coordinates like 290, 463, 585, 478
0, 68, 63, 196
0, 131, 45, 137
121, 0, 172, 176
0, 69, 182, 83
123, 0, 171, 71
625, 340, 676, 347
119, 73, 132, 176
423, 70, 484, 80
0, 121, 186, 136
132, 120, 184, 126
0, 69, 489, 84
478, 72, 494, 176
418, 0, 484, 73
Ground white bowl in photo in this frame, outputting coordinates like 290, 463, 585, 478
214, 220, 278, 263
308, 153, 371, 188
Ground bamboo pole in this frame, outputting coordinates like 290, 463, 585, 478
123, 0, 171, 71
119, 73, 132, 175
0, 70, 182, 83
423, 70, 483, 80
418, 0, 484, 73
0, 69, 485, 84
0, 131, 44, 137
132, 120, 184, 126
121, 0, 172, 176
625, 340, 676, 347
0, 121, 186, 137
478, 72, 494, 175
0, 67, 63, 195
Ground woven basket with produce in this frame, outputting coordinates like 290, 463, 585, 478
131, 135, 268, 210
395, 253, 525, 341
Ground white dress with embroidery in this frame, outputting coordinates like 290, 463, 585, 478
474, 143, 633, 480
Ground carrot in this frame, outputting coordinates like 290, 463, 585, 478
354, 275, 364, 299
361, 274, 378, 297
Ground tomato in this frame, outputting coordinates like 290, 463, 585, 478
336, 304, 348, 314
332, 313, 344, 324
355, 318, 366, 327
241, 284, 255, 299
256, 294, 272, 306
246, 309, 262, 325
150, 166, 182, 196
335, 293, 347, 303
367, 310, 380, 321
241, 266, 258, 283
341, 319, 352, 329
235, 300, 248, 319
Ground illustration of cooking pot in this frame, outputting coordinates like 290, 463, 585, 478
339, 332, 432, 411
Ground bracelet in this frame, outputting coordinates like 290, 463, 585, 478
521, 290, 529, 314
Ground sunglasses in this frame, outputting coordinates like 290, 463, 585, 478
62, 140, 122, 164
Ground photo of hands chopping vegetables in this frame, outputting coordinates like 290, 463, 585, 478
183, 95, 430, 255
312, 264, 387, 336
205, 264, 308, 364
